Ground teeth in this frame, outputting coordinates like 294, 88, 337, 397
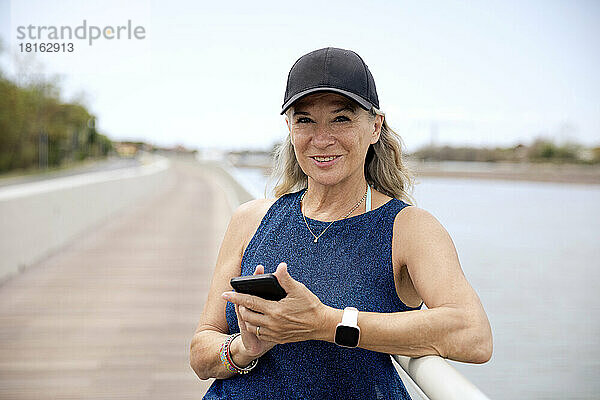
314, 156, 337, 162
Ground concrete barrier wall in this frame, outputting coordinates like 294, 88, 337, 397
0, 155, 173, 283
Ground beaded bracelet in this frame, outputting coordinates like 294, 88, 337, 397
219, 333, 258, 374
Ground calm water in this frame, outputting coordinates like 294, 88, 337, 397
236, 168, 600, 400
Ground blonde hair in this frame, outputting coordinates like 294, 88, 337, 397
269, 105, 417, 205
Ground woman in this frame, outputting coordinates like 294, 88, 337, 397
190, 47, 493, 399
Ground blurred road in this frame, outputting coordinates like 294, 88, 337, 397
0, 158, 242, 399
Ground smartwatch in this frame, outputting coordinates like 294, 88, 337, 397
334, 307, 361, 348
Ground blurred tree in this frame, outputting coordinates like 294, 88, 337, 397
526, 136, 581, 163
0, 46, 113, 173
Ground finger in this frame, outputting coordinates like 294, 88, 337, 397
235, 304, 245, 330
235, 304, 248, 332
223, 292, 271, 314
273, 262, 295, 292
239, 305, 269, 328
245, 322, 274, 342
253, 264, 265, 275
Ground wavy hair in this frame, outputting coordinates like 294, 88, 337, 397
269, 105, 417, 205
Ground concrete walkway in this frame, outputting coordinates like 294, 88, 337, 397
0, 158, 248, 399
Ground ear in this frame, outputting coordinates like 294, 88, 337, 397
371, 114, 383, 145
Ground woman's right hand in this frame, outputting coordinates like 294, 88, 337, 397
234, 264, 278, 358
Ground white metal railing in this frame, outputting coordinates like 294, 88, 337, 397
212, 160, 492, 400
392, 355, 491, 400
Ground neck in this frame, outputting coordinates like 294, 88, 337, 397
302, 175, 368, 221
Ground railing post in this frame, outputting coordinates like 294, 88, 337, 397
392, 355, 491, 400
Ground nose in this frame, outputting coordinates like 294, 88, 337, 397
312, 124, 335, 148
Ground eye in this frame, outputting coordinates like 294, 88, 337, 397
295, 117, 314, 124
333, 115, 350, 122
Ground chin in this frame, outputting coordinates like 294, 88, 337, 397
299, 162, 351, 187
307, 171, 345, 187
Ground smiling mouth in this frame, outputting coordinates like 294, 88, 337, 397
311, 155, 340, 162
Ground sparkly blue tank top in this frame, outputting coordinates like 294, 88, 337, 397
203, 188, 423, 400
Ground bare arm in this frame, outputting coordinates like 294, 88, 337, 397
189, 199, 273, 380
190, 331, 256, 380
317, 207, 493, 363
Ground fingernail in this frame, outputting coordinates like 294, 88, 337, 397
221, 292, 230, 299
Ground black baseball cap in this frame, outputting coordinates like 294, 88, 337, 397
280, 47, 380, 115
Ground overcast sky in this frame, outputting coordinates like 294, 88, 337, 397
1, 0, 598, 152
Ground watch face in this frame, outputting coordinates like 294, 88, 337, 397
335, 325, 360, 347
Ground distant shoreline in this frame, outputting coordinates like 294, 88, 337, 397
407, 160, 600, 185
233, 160, 600, 186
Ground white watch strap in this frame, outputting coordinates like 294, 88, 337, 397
341, 307, 359, 327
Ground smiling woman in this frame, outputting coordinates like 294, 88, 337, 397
275, 92, 415, 205
290, 94, 374, 184
190, 47, 493, 400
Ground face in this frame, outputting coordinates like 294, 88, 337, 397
285, 92, 383, 187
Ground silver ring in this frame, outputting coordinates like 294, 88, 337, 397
256, 326, 261, 337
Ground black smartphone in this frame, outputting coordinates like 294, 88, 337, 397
230, 273, 287, 301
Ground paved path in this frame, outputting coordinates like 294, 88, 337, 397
0, 158, 241, 399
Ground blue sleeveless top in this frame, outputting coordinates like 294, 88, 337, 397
203, 189, 423, 400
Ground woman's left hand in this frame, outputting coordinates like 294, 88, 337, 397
221, 262, 330, 344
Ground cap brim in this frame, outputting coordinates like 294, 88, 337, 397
280, 87, 372, 115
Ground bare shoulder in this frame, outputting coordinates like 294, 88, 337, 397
392, 205, 451, 266
235, 197, 278, 219
233, 197, 278, 252
393, 205, 441, 228
233, 197, 278, 227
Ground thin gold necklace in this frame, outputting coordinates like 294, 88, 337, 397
300, 184, 368, 243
